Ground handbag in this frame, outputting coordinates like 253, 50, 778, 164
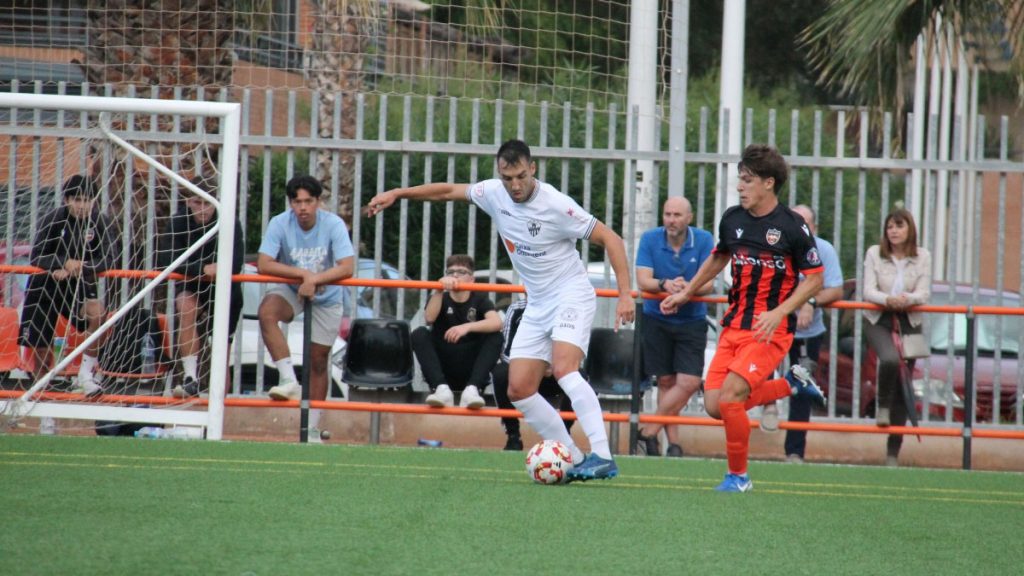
900, 332, 930, 360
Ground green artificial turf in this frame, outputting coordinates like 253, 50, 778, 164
1, 435, 1022, 575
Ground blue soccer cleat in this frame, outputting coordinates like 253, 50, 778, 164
567, 453, 619, 482
714, 473, 753, 493
787, 364, 826, 407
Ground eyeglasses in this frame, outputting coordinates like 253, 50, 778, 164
445, 268, 473, 277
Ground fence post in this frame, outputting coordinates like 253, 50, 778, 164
962, 309, 976, 470
300, 299, 312, 443
629, 301, 644, 455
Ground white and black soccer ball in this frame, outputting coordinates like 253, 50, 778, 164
525, 440, 574, 485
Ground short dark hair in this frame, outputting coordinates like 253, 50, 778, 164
285, 175, 323, 199
446, 254, 475, 271
63, 174, 98, 200
496, 139, 532, 167
738, 144, 788, 192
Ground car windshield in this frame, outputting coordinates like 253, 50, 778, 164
929, 291, 1020, 357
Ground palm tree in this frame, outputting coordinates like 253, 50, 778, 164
800, 0, 1020, 120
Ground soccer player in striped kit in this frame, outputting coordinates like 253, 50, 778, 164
661, 144, 827, 492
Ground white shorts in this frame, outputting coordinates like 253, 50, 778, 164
265, 285, 343, 347
509, 289, 596, 363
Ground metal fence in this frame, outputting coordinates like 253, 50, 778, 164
1, 82, 1022, 429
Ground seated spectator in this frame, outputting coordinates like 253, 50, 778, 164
411, 254, 502, 409
492, 296, 574, 450
18, 174, 117, 396
162, 176, 244, 397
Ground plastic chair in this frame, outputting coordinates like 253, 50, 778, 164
0, 307, 22, 378
343, 318, 415, 443
585, 327, 644, 453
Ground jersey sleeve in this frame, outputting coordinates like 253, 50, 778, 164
635, 230, 655, 269
713, 207, 739, 255
555, 193, 597, 240
793, 219, 824, 275
330, 217, 355, 263
258, 215, 284, 259
466, 180, 497, 218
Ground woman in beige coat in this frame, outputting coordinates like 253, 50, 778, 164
863, 208, 932, 465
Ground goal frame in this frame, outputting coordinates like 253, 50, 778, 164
0, 92, 240, 440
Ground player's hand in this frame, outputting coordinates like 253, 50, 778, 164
796, 303, 814, 330
365, 190, 399, 217
753, 308, 785, 342
51, 269, 69, 281
614, 294, 634, 331
202, 263, 218, 278
885, 295, 908, 311
660, 291, 689, 314
63, 259, 84, 276
444, 324, 470, 343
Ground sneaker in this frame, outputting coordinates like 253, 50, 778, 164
787, 365, 826, 407
876, 407, 891, 427
172, 376, 200, 399
458, 385, 485, 409
426, 384, 454, 408
503, 435, 523, 451
636, 432, 660, 456
268, 379, 301, 401
759, 404, 780, 432
786, 454, 805, 464
886, 455, 899, 467
39, 416, 57, 436
308, 428, 330, 444
566, 453, 618, 482
714, 472, 753, 493
666, 443, 684, 458
72, 373, 102, 398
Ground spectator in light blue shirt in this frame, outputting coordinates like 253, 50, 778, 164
634, 196, 715, 457
257, 175, 354, 442
762, 204, 844, 461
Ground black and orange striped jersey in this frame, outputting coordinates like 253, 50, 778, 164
714, 204, 824, 333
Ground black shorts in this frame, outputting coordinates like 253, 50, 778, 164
641, 315, 708, 378
18, 276, 100, 347
176, 281, 243, 340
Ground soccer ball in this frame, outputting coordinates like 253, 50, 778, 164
525, 440, 574, 485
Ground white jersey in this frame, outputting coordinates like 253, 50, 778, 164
467, 178, 596, 301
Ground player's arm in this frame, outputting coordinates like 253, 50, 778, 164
816, 285, 843, 307
80, 213, 118, 278
256, 252, 312, 282
30, 211, 62, 271
423, 291, 443, 325
752, 271, 823, 342
589, 221, 635, 328
310, 255, 355, 288
365, 183, 470, 217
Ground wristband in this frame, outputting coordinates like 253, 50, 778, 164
808, 297, 818, 308
658, 279, 666, 292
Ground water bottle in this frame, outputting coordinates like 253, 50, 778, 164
141, 334, 156, 374
134, 426, 167, 439
53, 337, 65, 362
417, 438, 443, 448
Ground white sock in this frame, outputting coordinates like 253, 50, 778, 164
181, 355, 199, 380
559, 371, 612, 460
512, 393, 584, 463
310, 408, 322, 431
79, 354, 98, 376
275, 358, 297, 384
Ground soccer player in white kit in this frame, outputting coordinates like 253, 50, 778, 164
367, 139, 634, 481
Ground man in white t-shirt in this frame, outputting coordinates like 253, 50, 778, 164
367, 139, 634, 481
258, 175, 355, 442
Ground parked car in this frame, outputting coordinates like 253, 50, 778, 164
817, 280, 1020, 423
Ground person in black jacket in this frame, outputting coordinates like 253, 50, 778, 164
163, 176, 244, 397
18, 175, 118, 396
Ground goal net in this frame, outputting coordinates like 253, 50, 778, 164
0, 92, 240, 440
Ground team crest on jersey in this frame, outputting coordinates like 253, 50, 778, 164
735, 228, 744, 239
527, 219, 541, 237
467, 308, 478, 321
807, 247, 821, 266
766, 228, 781, 245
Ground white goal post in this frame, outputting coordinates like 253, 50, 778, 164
0, 92, 240, 440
